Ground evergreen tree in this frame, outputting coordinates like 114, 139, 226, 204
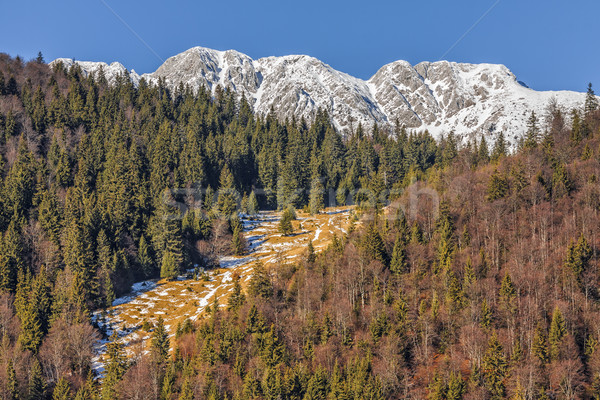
307, 239, 316, 263
480, 299, 492, 329
491, 132, 508, 162
532, 321, 548, 364
548, 306, 566, 361
499, 272, 517, 315
585, 82, 598, 116
309, 177, 325, 215
53, 377, 71, 400
227, 279, 246, 311
390, 234, 407, 274
363, 223, 388, 266
487, 168, 508, 201
160, 250, 178, 280
102, 331, 127, 400
248, 191, 259, 216
7, 360, 19, 400
483, 332, 507, 399
248, 262, 273, 299
152, 316, 170, 364
231, 225, 246, 256
524, 111, 540, 148
28, 359, 45, 400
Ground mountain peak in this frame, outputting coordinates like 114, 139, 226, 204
51, 46, 591, 143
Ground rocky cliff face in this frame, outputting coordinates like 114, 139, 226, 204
53, 46, 591, 143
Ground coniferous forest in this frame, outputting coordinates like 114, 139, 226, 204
1, 52, 600, 399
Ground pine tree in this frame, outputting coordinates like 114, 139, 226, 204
53, 377, 71, 400
28, 358, 45, 400
446, 371, 465, 400
227, 279, 246, 311
548, 306, 566, 361
307, 239, 316, 263
102, 331, 127, 400
585, 83, 598, 116
390, 234, 407, 274
138, 235, 155, 278
278, 208, 294, 236
160, 250, 178, 281
491, 132, 507, 162
524, 111, 540, 148
532, 322, 548, 364
480, 299, 492, 329
304, 365, 328, 400
248, 262, 273, 299
483, 332, 507, 399
487, 168, 508, 201
309, 177, 325, 215
7, 360, 19, 400
499, 272, 517, 315
152, 316, 170, 364
363, 223, 388, 266
248, 191, 259, 216
231, 225, 246, 256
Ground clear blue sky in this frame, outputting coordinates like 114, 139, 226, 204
2, 0, 598, 92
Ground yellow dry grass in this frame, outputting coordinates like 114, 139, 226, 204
95, 206, 355, 361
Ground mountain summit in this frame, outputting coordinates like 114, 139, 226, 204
53, 46, 589, 142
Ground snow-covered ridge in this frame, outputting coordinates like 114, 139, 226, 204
51, 46, 592, 143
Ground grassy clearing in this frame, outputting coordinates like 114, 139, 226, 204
93, 206, 355, 366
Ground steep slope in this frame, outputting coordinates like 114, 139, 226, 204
51, 46, 592, 142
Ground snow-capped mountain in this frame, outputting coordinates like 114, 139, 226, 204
52, 46, 591, 142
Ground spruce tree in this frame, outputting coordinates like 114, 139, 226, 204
248, 191, 259, 216
52, 377, 71, 400
487, 168, 508, 201
363, 223, 388, 266
152, 316, 170, 364
7, 360, 19, 400
548, 306, 566, 361
307, 239, 316, 263
102, 331, 127, 400
524, 111, 540, 148
585, 83, 598, 116
390, 234, 407, 274
28, 358, 45, 400
532, 321, 548, 364
308, 177, 325, 215
483, 332, 507, 399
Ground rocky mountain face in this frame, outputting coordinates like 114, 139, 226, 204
53, 46, 590, 143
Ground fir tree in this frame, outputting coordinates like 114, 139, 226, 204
248, 190, 259, 216
483, 332, 507, 399
532, 322, 548, 364
307, 239, 316, 263
152, 316, 170, 364
487, 168, 508, 201
548, 306, 566, 361
308, 177, 325, 215
160, 250, 178, 281
524, 111, 540, 148
499, 272, 517, 315
53, 377, 71, 400
102, 331, 127, 400
390, 234, 407, 274
491, 132, 508, 162
7, 360, 19, 400
363, 223, 388, 266
28, 359, 45, 400
585, 83, 599, 116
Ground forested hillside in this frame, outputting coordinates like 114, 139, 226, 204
0, 52, 600, 399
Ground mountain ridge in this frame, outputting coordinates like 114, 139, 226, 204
52, 46, 591, 143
